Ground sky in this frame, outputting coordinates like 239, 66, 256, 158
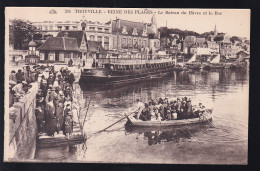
5, 7, 250, 39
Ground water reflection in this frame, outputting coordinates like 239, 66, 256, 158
35, 68, 249, 164
125, 122, 213, 146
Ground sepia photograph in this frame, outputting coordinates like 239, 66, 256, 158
4, 7, 250, 164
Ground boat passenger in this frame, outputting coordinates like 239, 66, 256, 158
154, 108, 162, 121
186, 100, 194, 118
140, 103, 150, 121
180, 100, 188, 119
135, 99, 145, 120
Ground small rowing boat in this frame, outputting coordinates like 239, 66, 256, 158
126, 113, 212, 127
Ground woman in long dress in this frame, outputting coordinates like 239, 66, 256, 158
71, 99, 79, 123
45, 97, 56, 136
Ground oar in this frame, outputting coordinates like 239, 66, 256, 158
92, 110, 138, 135
82, 98, 91, 128
200, 112, 215, 128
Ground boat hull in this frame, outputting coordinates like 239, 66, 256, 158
80, 66, 174, 84
127, 114, 212, 127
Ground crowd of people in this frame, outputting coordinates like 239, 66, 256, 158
134, 97, 206, 121
9, 65, 78, 138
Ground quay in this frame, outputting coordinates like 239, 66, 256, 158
7, 65, 84, 160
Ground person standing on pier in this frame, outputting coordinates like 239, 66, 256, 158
55, 102, 65, 134
45, 94, 56, 136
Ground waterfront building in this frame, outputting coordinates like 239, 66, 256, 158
111, 15, 160, 52
32, 21, 80, 41
38, 31, 88, 64
32, 15, 160, 53
183, 36, 196, 54
207, 41, 219, 53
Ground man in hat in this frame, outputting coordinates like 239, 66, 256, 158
9, 70, 17, 86
186, 99, 194, 118
12, 81, 27, 95
175, 98, 182, 119
16, 69, 24, 84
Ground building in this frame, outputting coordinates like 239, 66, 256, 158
195, 38, 206, 48
32, 21, 80, 39
207, 41, 219, 53
25, 40, 40, 64
183, 36, 196, 54
111, 15, 160, 52
32, 15, 160, 53
80, 19, 113, 50
37, 31, 87, 64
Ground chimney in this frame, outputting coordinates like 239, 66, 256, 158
117, 19, 121, 29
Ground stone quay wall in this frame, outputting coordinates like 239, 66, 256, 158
8, 82, 38, 160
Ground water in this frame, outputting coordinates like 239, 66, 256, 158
35, 69, 249, 164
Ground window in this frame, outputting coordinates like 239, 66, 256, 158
98, 28, 102, 32
104, 36, 109, 50
104, 36, 109, 43
97, 36, 102, 43
128, 38, 132, 45
105, 28, 109, 33
122, 26, 127, 34
89, 27, 95, 31
58, 26, 62, 31
65, 26, 69, 30
113, 37, 116, 47
90, 35, 95, 41
73, 26, 77, 30
143, 40, 146, 46
133, 28, 138, 35
49, 26, 53, 30
104, 44, 109, 50
122, 38, 126, 46
133, 39, 137, 46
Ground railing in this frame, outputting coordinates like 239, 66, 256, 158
9, 50, 28, 55
97, 57, 174, 65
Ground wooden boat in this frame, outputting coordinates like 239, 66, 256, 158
80, 59, 175, 84
127, 113, 212, 127
209, 54, 225, 69
37, 122, 85, 148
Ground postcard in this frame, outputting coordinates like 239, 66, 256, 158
5, 7, 250, 164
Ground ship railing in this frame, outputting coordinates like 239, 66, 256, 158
98, 58, 173, 65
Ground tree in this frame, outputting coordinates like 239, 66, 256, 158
9, 19, 37, 50
230, 36, 242, 44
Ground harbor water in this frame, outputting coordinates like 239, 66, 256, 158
35, 69, 249, 164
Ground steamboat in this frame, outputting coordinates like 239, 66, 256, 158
79, 56, 176, 84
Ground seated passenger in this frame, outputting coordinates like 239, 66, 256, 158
154, 108, 162, 121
